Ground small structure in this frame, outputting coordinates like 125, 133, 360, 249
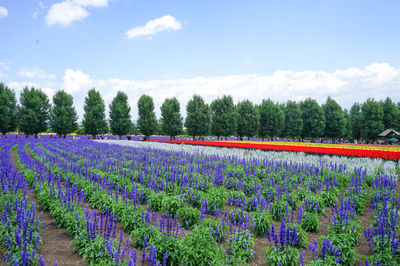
378, 128, 400, 144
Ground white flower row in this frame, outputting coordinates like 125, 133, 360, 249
97, 140, 399, 178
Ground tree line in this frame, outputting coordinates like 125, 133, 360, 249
1, 82, 399, 142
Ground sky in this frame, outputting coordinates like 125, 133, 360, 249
0, 0, 400, 121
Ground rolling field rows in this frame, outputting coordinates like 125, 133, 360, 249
0, 138, 399, 265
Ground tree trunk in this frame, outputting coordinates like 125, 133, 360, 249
2, 133, 6, 138
193, 136, 195, 141
35, 133, 38, 139
170, 136, 172, 140
119, 135, 122, 140
247, 136, 250, 140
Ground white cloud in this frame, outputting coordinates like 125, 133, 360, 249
17, 67, 56, 79
7, 63, 400, 121
7, 81, 56, 101
125, 15, 182, 39
45, 0, 108, 26
0, 6, 8, 19
62, 68, 92, 93
32, 11, 39, 19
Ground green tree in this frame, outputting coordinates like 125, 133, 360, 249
300, 98, 325, 140
161, 97, 183, 140
258, 99, 284, 140
0, 83, 17, 137
343, 109, 352, 140
350, 102, 362, 140
49, 90, 78, 138
283, 100, 303, 139
236, 99, 258, 140
82, 88, 108, 138
210, 95, 237, 140
19, 87, 50, 138
322, 97, 345, 140
380, 97, 400, 129
360, 98, 384, 142
185, 95, 210, 140
137, 95, 157, 140
109, 91, 131, 139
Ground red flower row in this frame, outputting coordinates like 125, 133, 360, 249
152, 140, 400, 160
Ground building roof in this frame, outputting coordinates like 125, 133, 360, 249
378, 128, 400, 137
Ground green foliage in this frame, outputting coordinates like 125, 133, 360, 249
181, 230, 225, 266
161, 97, 183, 139
195, 218, 228, 243
19, 86, 50, 136
283, 100, 303, 139
153, 235, 183, 265
210, 95, 237, 139
109, 91, 131, 138
322, 96, 345, 140
286, 223, 308, 248
161, 196, 184, 217
301, 212, 320, 232
360, 98, 384, 141
350, 102, 362, 140
137, 95, 157, 139
381, 97, 400, 129
148, 192, 166, 211
0, 82, 17, 135
328, 219, 362, 246
300, 98, 325, 139
236, 99, 258, 139
132, 225, 162, 249
265, 245, 299, 266
271, 200, 287, 221
50, 90, 78, 137
258, 99, 284, 139
318, 234, 357, 265
83, 88, 108, 137
318, 190, 338, 207
185, 95, 210, 139
229, 230, 255, 261
251, 211, 273, 236
177, 206, 201, 229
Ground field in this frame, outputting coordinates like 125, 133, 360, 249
0, 137, 399, 265
153, 140, 400, 160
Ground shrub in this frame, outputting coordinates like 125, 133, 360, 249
251, 211, 273, 237
161, 196, 184, 217
177, 206, 201, 229
301, 212, 320, 233
148, 192, 166, 211
265, 246, 299, 266
229, 230, 255, 261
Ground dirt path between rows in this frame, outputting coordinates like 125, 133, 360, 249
11, 147, 85, 266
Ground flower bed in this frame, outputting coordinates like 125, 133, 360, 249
152, 140, 400, 160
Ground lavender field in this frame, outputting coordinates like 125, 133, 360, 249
0, 137, 399, 265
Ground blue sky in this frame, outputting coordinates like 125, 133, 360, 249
1, 0, 400, 120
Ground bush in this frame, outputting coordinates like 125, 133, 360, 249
181, 230, 225, 266
132, 225, 162, 249
265, 246, 299, 266
148, 192, 166, 211
271, 200, 287, 222
251, 211, 273, 237
177, 206, 201, 229
195, 218, 228, 243
161, 196, 184, 217
301, 212, 320, 233
286, 223, 308, 248
229, 230, 255, 261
